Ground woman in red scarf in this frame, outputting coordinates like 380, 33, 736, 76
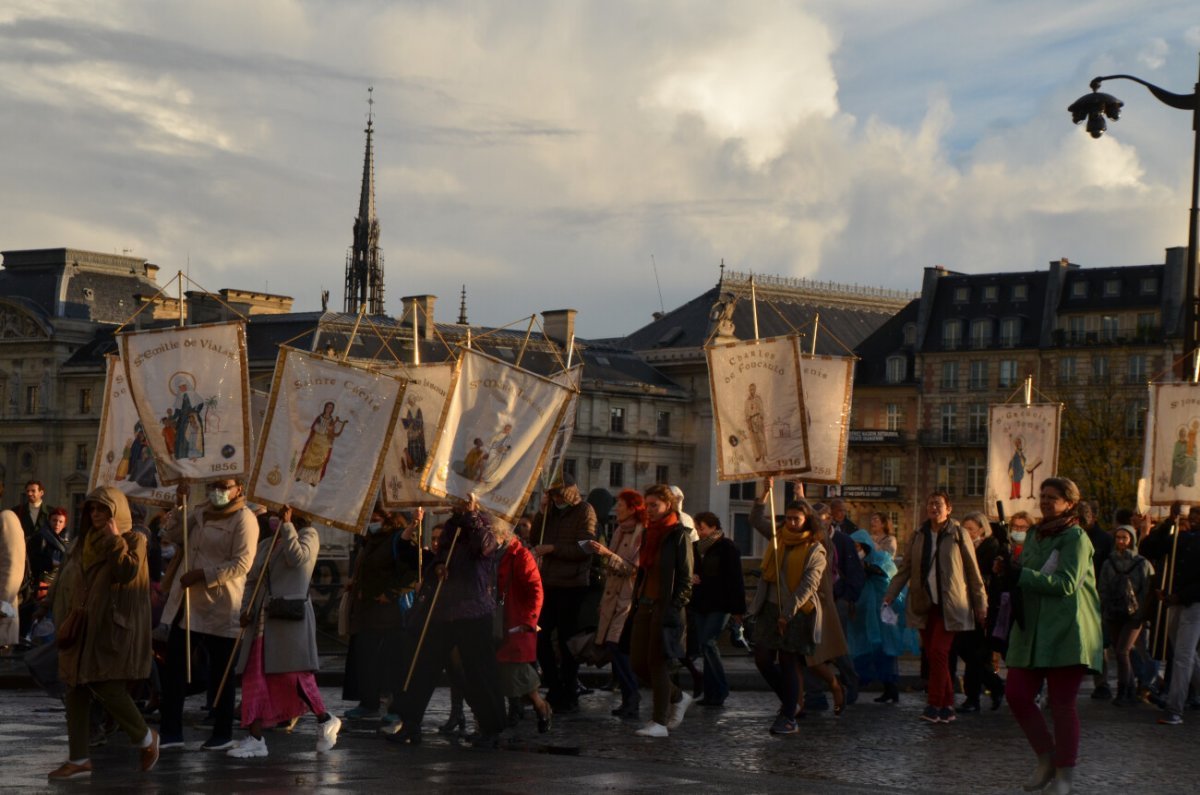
628, 484, 694, 737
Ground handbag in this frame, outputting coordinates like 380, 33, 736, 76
266, 596, 307, 621
56, 608, 87, 650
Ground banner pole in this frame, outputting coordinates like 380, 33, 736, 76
766, 482, 785, 613
175, 271, 193, 684
403, 527, 461, 692
343, 305, 368, 362
413, 302, 421, 366
1024, 375, 1033, 406
750, 275, 760, 339
811, 314, 820, 355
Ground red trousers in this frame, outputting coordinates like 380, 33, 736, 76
1005, 665, 1087, 768
920, 607, 956, 708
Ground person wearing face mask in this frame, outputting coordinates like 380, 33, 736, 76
1008, 512, 1034, 558
1097, 522, 1154, 707
158, 478, 259, 751
846, 528, 918, 705
341, 507, 419, 722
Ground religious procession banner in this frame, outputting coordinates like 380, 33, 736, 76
249, 388, 269, 453
89, 355, 177, 508
117, 320, 251, 485
542, 365, 583, 486
248, 348, 407, 533
797, 354, 854, 485
422, 349, 573, 522
985, 403, 1061, 519
379, 361, 455, 509
707, 336, 811, 482
1143, 383, 1200, 506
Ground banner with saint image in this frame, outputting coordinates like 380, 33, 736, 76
117, 320, 251, 484
379, 362, 455, 509
985, 403, 1061, 519
422, 349, 573, 522
542, 365, 583, 485
797, 354, 855, 485
1143, 383, 1200, 506
89, 355, 177, 507
707, 336, 811, 482
248, 348, 407, 532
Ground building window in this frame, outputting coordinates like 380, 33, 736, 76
969, 319, 993, 349
983, 285, 998, 302
75, 444, 88, 471
940, 404, 957, 443
78, 388, 93, 415
1103, 279, 1121, 297
1070, 281, 1088, 298
1128, 354, 1147, 384
655, 464, 669, 484
20, 450, 35, 471
1140, 277, 1157, 295
1137, 312, 1157, 338
936, 456, 958, 495
609, 461, 624, 488
1012, 283, 1028, 301
1125, 399, 1147, 436
1100, 315, 1119, 342
942, 320, 962, 350
940, 361, 959, 390
885, 403, 902, 431
885, 355, 907, 384
562, 458, 577, 481
1092, 356, 1110, 384
968, 404, 988, 444
25, 385, 39, 414
1067, 316, 1086, 344
1059, 356, 1077, 385
655, 411, 671, 437
609, 407, 625, 433
881, 457, 900, 486
998, 359, 1019, 388
966, 457, 986, 496
968, 361, 988, 390
954, 286, 970, 303
903, 324, 917, 346
999, 317, 1020, 347
728, 481, 757, 501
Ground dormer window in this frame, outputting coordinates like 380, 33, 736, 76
1012, 283, 1028, 301
1103, 279, 1121, 297
983, 285, 998, 302
1070, 281, 1088, 299
953, 286, 970, 303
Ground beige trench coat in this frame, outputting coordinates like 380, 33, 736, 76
0, 510, 25, 646
884, 519, 987, 632
595, 523, 643, 644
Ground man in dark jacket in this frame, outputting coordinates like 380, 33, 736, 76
531, 475, 597, 712
1080, 501, 1115, 699
1141, 510, 1200, 725
12, 480, 57, 643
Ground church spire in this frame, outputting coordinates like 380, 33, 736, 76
458, 284, 468, 324
344, 86, 385, 315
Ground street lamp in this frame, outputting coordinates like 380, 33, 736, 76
1068, 55, 1200, 379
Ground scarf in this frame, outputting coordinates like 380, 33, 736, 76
640, 512, 679, 570
81, 525, 107, 571
696, 529, 723, 560
1034, 510, 1079, 541
760, 526, 820, 595
203, 494, 247, 522
919, 520, 948, 604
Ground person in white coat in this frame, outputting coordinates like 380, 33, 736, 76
0, 494, 26, 651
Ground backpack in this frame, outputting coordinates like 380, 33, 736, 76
1103, 560, 1139, 620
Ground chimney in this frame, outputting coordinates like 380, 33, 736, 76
542, 309, 577, 348
401, 294, 437, 340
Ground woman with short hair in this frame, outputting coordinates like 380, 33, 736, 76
689, 511, 746, 708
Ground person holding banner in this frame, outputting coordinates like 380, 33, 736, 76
159, 479, 258, 751
629, 484, 694, 738
883, 491, 987, 726
1003, 478, 1103, 795
46, 486, 158, 781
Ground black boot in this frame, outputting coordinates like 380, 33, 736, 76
506, 697, 524, 726
873, 682, 900, 704
438, 693, 466, 736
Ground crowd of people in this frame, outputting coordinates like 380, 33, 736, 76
1, 471, 1199, 795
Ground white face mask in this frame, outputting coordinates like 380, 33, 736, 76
209, 489, 232, 508
1011, 531, 1027, 544
367, 521, 383, 534
857, 549, 867, 561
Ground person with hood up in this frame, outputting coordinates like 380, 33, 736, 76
46, 486, 158, 780
1097, 523, 1154, 707
847, 529, 918, 705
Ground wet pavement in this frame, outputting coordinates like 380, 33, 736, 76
1, 678, 1195, 794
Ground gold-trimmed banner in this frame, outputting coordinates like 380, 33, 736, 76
379, 361, 455, 509
985, 403, 1061, 519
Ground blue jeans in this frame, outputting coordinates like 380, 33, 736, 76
694, 611, 730, 703
606, 641, 638, 702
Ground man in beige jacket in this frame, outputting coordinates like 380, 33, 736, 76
159, 478, 258, 751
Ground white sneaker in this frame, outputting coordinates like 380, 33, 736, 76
634, 721, 668, 738
666, 692, 694, 729
226, 735, 268, 759
316, 715, 341, 752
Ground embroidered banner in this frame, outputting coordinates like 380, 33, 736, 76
248, 348, 407, 532
117, 320, 251, 484
1143, 383, 1200, 506
986, 403, 1061, 519
707, 336, 812, 482
379, 361, 455, 509
797, 353, 854, 485
422, 349, 573, 522
542, 365, 583, 486
89, 355, 177, 507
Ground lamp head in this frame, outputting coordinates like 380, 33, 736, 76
1067, 90, 1124, 139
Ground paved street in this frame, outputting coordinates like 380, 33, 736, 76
1, 677, 1195, 794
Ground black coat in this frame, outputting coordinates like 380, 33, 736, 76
690, 536, 746, 616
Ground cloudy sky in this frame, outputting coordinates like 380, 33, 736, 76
2, 1, 1199, 338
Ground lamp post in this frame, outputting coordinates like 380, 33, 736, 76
1068, 55, 1200, 380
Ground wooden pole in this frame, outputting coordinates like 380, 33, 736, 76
1152, 518, 1181, 662
403, 526, 461, 691
748, 276, 784, 612
177, 271, 193, 684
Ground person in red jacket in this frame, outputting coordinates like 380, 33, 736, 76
495, 518, 552, 732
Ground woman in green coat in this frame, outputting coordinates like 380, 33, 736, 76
1004, 477, 1103, 795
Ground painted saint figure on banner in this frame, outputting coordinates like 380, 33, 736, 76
744, 383, 767, 462
401, 401, 427, 475
169, 372, 207, 460
123, 421, 159, 488
294, 401, 348, 486
1008, 436, 1028, 499
482, 423, 513, 482
461, 438, 486, 481
1170, 422, 1200, 488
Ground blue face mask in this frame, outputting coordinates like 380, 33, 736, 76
1011, 531, 1027, 544
367, 521, 383, 534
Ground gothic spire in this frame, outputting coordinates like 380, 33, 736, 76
345, 86, 385, 315
458, 284, 468, 325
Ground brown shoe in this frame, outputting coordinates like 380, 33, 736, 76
48, 761, 93, 780
141, 729, 160, 772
